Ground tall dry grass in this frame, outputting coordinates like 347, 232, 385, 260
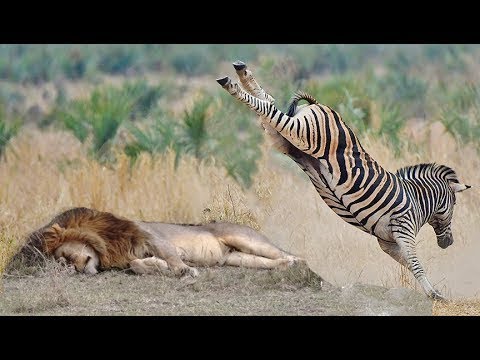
1, 125, 479, 300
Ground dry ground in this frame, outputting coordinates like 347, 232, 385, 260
0, 261, 433, 316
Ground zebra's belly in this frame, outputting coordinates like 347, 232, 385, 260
307, 162, 393, 237
318, 192, 369, 232
321, 193, 394, 240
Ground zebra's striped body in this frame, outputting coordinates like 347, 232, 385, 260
217, 61, 470, 300
220, 78, 408, 239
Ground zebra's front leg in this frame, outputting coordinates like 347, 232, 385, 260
377, 238, 446, 301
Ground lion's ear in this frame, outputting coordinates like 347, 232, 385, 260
52, 223, 65, 234
43, 223, 66, 254
49, 223, 65, 235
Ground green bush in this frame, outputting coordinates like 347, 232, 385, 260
444, 82, 479, 112
440, 107, 480, 148
179, 96, 212, 159
45, 78, 168, 149
4, 44, 480, 167
208, 92, 263, 188
422, 44, 469, 71
170, 47, 213, 76
0, 45, 93, 83
377, 104, 404, 156
122, 80, 168, 119
256, 56, 302, 109
124, 110, 179, 162
303, 75, 372, 133
371, 70, 428, 118
97, 46, 140, 75
437, 82, 480, 149
0, 103, 21, 158
60, 48, 90, 79
0, 85, 25, 117
124, 91, 263, 188
125, 95, 214, 164
337, 90, 369, 134
1, 44, 479, 84
441, 111, 475, 143
60, 86, 134, 160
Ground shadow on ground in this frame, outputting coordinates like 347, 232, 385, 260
0, 262, 432, 316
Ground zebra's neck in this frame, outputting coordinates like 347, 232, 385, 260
399, 175, 444, 233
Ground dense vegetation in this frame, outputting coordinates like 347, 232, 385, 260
1, 44, 479, 186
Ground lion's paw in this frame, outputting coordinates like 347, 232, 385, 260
285, 255, 306, 267
180, 266, 199, 278
188, 267, 199, 277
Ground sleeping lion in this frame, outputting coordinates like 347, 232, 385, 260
12, 207, 303, 277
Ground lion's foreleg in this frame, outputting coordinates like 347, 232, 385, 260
149, 238, 199, 278
129, 257, 169, 275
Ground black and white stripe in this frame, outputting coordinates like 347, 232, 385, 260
217, 70, 470, 300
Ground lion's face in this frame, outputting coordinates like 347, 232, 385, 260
54, 241, 99, 275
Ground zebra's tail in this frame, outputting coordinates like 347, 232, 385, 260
286, 91, 319, 116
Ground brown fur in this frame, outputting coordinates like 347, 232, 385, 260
11, 207, 303, 276
32, 207, 153, 270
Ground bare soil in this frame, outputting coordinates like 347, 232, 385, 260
0, 262, 433, 316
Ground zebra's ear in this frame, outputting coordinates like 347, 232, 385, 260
449, 181, 471, 193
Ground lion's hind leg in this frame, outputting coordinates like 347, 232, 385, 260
224, 251, 290, 269
143, 231, 199, 278
215, 224, 304, 266
129, 257, 169, 275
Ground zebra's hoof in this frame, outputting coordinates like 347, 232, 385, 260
232, 60, 246, 71
430, 291, 447, 302
216, 76, 231, 87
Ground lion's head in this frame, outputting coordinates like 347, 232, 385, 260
9, 207, 152, 274
42, 223, 102, 274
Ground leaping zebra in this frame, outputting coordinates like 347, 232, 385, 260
216, 61, 471, 300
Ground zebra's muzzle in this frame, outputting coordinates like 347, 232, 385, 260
437, 233, 453, 249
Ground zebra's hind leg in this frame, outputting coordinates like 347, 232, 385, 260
377, 238, 446, 301
232, 60, 276, 104
230, 61, 292, 154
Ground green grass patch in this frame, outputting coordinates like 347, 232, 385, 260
0, 103, 22, 158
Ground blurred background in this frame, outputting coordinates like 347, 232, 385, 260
0, 44, 479, 298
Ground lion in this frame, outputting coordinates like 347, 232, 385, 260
11, 207, 304, 277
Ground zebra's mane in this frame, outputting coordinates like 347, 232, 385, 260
395, 163, 460, 183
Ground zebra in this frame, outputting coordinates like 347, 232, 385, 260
216, 61, 471, 300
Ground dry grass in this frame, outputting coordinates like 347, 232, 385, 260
433, 299, 480, 316
1, 123, 479, 315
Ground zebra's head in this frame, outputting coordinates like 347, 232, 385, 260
427, 165, 471, 249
